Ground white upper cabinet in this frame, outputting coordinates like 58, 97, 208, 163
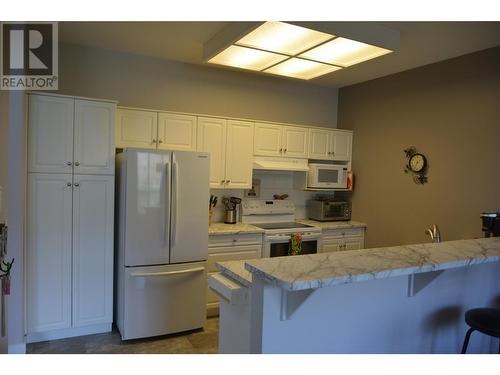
115, 109, 158, 149
253, 123, 283, 157
27, 173, 73, 333
198, 118, 254, 189
28, 95, 75, 174
224, 120, 254, 189
282, 126, 309, 158
254, 123, 309, 158
28, 94, 116, 175
72, 174, 114, 327
74, 99, 115, 175
308, 128, 352, 161
309, 128, 332, 160
157, 113, 197, 151
197, 117, 227, 188
331, 131, 352, 161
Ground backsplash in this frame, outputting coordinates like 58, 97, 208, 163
210, 171, 335, 223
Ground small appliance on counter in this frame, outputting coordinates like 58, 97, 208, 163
307, 197, 351, 221
480, 212, 500, 237
223, 197, 242, 224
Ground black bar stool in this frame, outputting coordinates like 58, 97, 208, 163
461, 308, 500, 354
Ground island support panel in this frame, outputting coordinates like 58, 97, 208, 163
247, 262, 500, 354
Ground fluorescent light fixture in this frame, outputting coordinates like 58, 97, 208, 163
264, 58, 341, 80
300, 37, 392, 67
236, 21, 333, 55
208, 45, 288, 71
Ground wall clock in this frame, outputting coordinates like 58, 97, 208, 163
404, 147, 428, 184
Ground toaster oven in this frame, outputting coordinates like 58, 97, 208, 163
307, 200, 351, 221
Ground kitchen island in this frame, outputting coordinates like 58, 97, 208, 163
211, 237, 500, 354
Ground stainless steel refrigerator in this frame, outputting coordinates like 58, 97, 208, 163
115, 148, 209, 340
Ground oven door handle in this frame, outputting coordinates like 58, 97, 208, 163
266, 234, 320, 242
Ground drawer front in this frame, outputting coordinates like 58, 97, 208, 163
323, 228, 365, 239
207, 245, 261, 273
209, 233, 262, 249
322, 234, 365, 253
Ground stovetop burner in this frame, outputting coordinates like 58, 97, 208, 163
253, 222, 314, 230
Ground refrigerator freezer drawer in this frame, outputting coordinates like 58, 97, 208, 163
121, 262, 207, 340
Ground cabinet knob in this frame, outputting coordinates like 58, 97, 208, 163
75, 161, 80, 166
221, 180, 225, 184
66, 161, 72, 166
66, 182, 72, 187
284, 148, 287, 153
279, 148, 283, 153
152, 139, 157, 144
74, 183, 80, 187
226, 180, 231, 184
158, 140, 163, 144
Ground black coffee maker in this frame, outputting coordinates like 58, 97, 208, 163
480, 212, 500, 237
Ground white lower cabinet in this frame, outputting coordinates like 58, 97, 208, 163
206, 233, 262, 316
27, 174, 73, 334
27, 173, 114, 342
72, 175, 114, 327
321, 228, 365, 253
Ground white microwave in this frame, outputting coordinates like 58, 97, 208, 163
307, 164, 348, 189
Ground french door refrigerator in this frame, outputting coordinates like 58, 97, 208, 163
115, 148, 209, 340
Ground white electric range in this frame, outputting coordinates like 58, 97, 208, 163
241, 200, 322, 258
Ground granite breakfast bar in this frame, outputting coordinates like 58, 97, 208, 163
211, 237, 500, 354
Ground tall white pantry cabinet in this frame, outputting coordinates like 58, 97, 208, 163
26, 93, 116, 342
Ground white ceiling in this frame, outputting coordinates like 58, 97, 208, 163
60, 21, 500, 88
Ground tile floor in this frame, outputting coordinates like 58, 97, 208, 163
27, 318, 219, 354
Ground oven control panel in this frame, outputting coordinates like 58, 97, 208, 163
242, 200, 295, 215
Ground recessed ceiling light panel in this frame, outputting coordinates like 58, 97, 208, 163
300, 37, 392, 67
236, 21, 333, 56
264, 58, 341, 80
208, 45, 288, 71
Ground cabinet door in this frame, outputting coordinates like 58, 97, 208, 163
72, 175, 114, 327
225, 120, 254, 189
282, 126, 308, 158
28, 94, 74, 174
115, 108, 158, 149
331, 130, 352, 161
322, 238, 343, 253
157, 113, 197, 151
27, 173, 73, 333
309, 128, 332, 160
197, 117, 227, 188
253, 123, 283, 157
344, 236, 364, 251
74, 99, 115, 175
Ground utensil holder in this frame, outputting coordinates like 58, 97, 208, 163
224, 209, 237, 224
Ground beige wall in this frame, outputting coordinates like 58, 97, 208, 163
338, 46, 500, 248
0, 92, 8, 222
56, 43, 339, 128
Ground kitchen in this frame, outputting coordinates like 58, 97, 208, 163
1, 11, 500, 365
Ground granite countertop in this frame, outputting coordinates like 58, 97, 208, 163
243, 237, 500, 291
216, 260, 253, 288
297, 219, 367, 230
209, 222, 264, 235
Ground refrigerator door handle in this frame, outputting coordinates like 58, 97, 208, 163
171, 158, 179, 248
130, 267, 205, 278
164, 159, 171, 247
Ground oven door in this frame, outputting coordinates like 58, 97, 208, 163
264, 234, 320, 258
